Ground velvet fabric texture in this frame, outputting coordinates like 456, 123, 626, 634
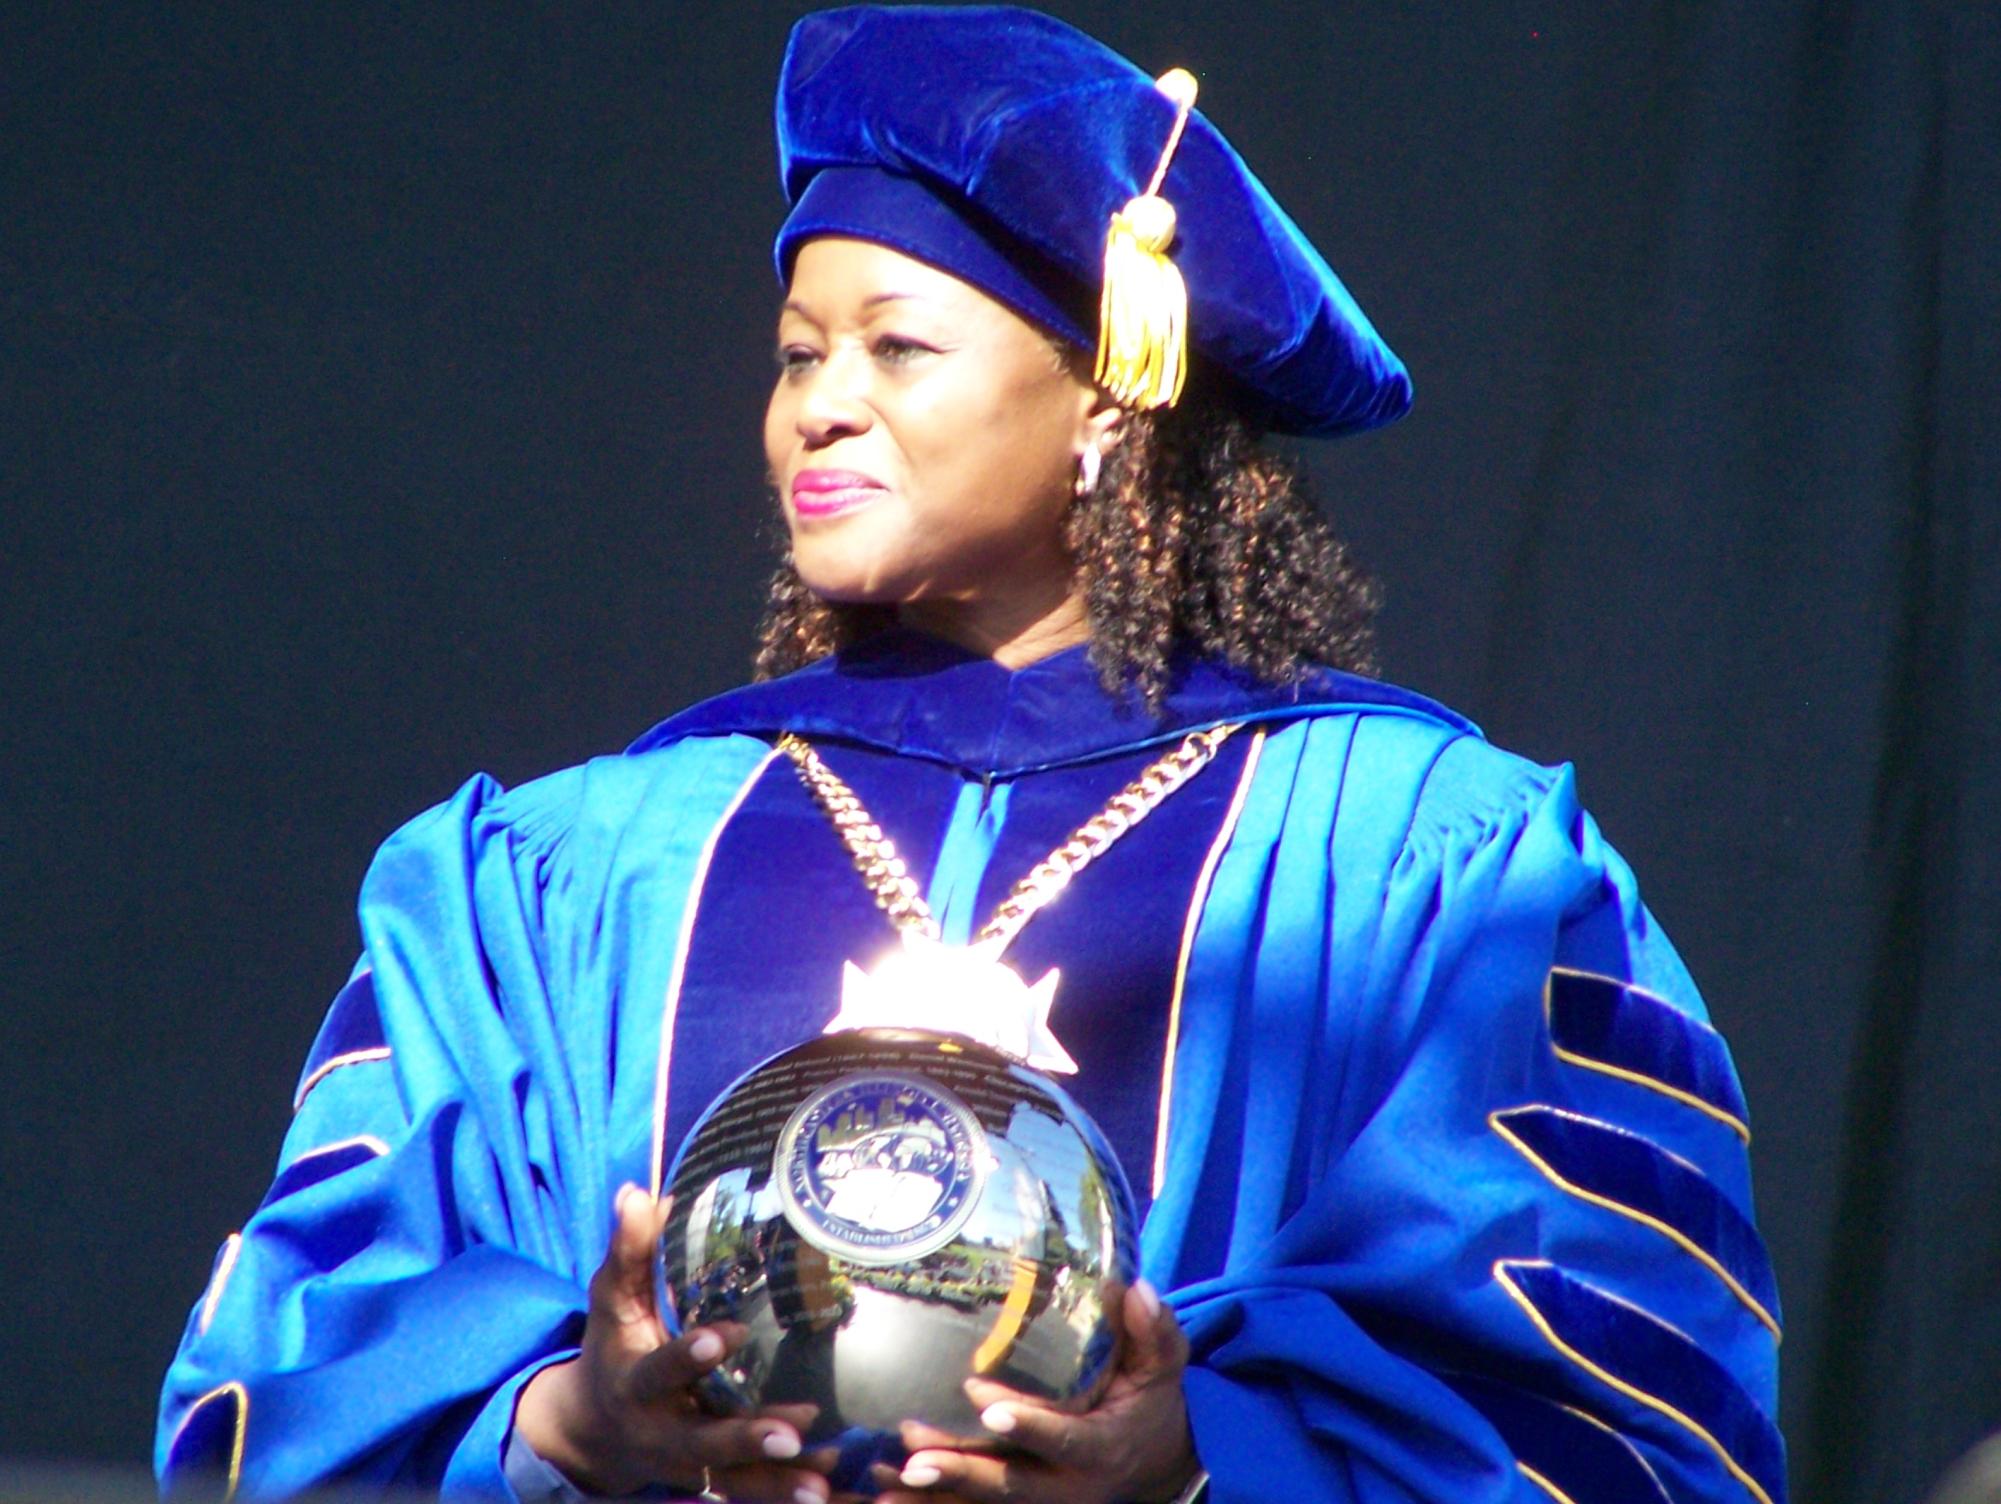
656, 732, 1257, 1224
772, 6, 1412, 436
157, 635, 1783, 1501
780, 167, 1096, 350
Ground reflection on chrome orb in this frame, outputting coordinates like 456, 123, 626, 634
654, 1028, 1138, 1465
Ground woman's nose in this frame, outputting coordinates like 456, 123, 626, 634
795, 352, 872, 444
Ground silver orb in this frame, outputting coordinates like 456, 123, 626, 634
654, 1028, 1138, 1458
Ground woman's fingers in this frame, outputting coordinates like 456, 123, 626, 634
860, 1288, 1198, 1503
527, 1185, 838, 1495
1119, 1281, 1187, 1379
759, 1402, 824, 1438
713, 1461, 834, 1504
591, 1184, 671, 1334
965, 1399, 1091, 1467
621, 1335, 821, 1477
872, 1460, 984, 1504
898, 1416, 977, 1453
603, 1410, 814, 1488
625, 1320, 747, 1405
887, 1448, 1034, 1504
682, 1413, 812, 1469
905, 1282, 1193, 1500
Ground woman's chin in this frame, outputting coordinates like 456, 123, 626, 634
791, 567, 907, 610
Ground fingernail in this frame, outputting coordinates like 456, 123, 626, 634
793, 1488, 822, 1504
900, 1463, 942, 1488
614, 1183, 636, 1215
689, 1329, 724, 1363
762, 1429, 801, 1460
1135, 1278, 1162, 1318
980, 1403, 1017, 1434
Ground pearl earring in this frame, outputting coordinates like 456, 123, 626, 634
1075, 444, 1102, 497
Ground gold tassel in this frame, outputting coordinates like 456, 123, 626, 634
1095, 66, 1199, 411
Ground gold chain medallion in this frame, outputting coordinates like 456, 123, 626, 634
778, 724, 1239, 1073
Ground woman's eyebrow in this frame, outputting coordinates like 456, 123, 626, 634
778, 291, 927, 319
780, 292, 936, 328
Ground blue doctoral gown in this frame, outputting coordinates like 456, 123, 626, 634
158, 632, 1785, 1504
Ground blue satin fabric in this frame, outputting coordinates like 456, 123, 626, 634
158, 634, 1783, 1502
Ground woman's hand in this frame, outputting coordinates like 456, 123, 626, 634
515, 1184, 830, 1502
873, 1281, 1199, 1504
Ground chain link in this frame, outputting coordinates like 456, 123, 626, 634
778, 732, 941, 940
776, 722, 1240, 954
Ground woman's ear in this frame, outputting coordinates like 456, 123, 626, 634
1080, 393, 1126, 458
1057, 338, 1126, 457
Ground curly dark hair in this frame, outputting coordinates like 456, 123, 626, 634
753, 392, 1380, 709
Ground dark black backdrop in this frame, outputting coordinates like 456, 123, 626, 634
4, 5, 1995, 1501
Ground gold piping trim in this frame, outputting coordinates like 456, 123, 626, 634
281, 1133, 391, 1172
650, 748, 783, 1194
171, 1380, 248, 1501
1493, 1260, 1774, 1504
1517, 1462, 1577, 1504
1554, 1400, 1674, 1496
198, 1234, 241, 1336
1545, 968, 1750, 1144
1489, 1109, 1780, 1340
1154, 727, 1266, 1198
292, 1047, 392, 1113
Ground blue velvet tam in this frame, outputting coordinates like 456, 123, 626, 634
773, 5, 1412, 437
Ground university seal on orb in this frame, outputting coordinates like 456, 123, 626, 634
775, 1070, 988, 1264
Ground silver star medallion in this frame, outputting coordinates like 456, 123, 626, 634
824, 931, 1078, 1074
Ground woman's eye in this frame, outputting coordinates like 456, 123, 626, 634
873, 334, 935, 364
775, 345, 821, 373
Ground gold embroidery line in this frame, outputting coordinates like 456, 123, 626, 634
198, 1235, 241, 1336
1154, 727, 1266, 1198
292, 1048, 392, 1113
1543, 971, 1750, 1144
1517, 1462, 1578, 1504
281, 1134, 391, 1172
1493, 1261, 1774, 1504
1488, 1110, 1779, 1340
650, 748, 782, 1195
1556, 1400, 1673, 1494
171, 1380, 248, 1501
1550, 1048, 1752, 1144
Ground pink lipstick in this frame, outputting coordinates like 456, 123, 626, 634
790, 468, 887, 519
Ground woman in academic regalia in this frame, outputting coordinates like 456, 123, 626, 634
158, 9, 1785, 1504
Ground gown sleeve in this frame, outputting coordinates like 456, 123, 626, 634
155, 768, 603, 1500
1145, 713, 1784, 1504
